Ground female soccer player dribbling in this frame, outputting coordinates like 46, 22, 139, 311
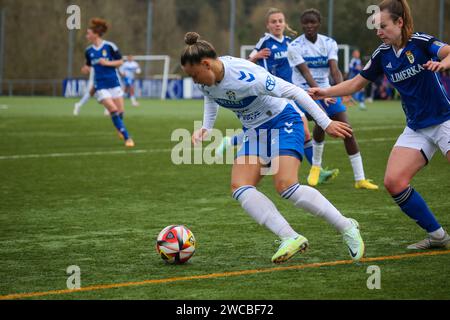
181, 32, 365, 263
83, 18, 135, 147
288, 9, 378, 190
309, 0, 450, 249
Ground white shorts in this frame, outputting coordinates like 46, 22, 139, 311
95, 87, 123, 102
394, 120, 450, 162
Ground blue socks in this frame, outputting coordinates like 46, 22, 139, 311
111, 111, 129, 140
393, 186, 441, 233
304, 139, 313, 165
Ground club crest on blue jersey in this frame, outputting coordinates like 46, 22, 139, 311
406, 51, 415, 64
266, 75, 276, 91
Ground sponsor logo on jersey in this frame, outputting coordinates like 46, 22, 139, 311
406, 51, 415, 64
433, 41, 446, 48
226, 90, 236, 101
389, 64, 425, 83
266, 75, 276, 91
386, 62, 393, 69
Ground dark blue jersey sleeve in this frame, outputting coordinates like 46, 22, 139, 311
412, 32, 448, 59
109, 44, 122, 61
360, 49, 383, 82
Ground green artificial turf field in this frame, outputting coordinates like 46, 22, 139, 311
0, 97, 449, 300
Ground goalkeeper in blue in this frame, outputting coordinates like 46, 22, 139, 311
181, 32, 365, 263
309, 0, 450, 250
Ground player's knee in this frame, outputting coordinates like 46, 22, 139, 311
384, 175, 409, 195
274, 178, 297, 195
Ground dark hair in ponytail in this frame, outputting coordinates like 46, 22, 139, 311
181, 32, 217, 66
379, 0, 414, 47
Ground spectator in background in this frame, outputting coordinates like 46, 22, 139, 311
348, 49, 367, 110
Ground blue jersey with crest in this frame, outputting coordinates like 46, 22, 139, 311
361, 33, 450, 130
85, 41, 122, 90
252, 34, 293, 82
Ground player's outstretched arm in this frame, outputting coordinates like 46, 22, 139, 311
308, 75, 369, 100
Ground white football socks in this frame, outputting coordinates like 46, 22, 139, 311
233, 186, 299, 240
429, 227, 446, 240
312, 140, 324, 167
349, 152, 366, 182
78, 91, 91, 106
281, 184, 352, 233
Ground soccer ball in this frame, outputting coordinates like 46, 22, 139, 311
156, 225, 196, 264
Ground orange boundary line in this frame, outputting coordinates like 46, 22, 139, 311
1, 249, 449, 300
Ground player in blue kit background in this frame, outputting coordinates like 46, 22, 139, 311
288, 9, 378, 190
83, 18, 135, 147
348, 49, 367, 110
309, 0, 450, 249
181, 32, 365, 263
218, 8, 338, 184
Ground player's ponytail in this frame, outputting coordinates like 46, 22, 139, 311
89, 18, 108, 37
181, 32, 217, 66
379, 0, 414, 47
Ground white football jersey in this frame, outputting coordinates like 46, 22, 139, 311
287, 34, 339, 90
120, 61, 141, 79
198, 56, 331, 130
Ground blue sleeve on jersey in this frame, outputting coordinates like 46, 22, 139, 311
411, 33, 447, 59
430, 40, 448, 58
108, 44, 122, 61
360, 51, 383, 82
85, 50, 91, 66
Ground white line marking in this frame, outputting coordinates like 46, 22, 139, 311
0, 137, 397, 161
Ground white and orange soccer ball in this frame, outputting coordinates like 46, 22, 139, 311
156, 225, 196, 264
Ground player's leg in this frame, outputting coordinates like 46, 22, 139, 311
307, 123, 326, 186
73, 87, 93, 116
298, 109, 338, 185
273, 155, 364, 261
231, 156, 306, 263
130, 83, 139, 107
112, 94, 135, 147
331, 111, 378, 190
99, 89, 133, 147
384, 146, 449, 249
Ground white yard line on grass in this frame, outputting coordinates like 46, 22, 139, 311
0, 137, 397, 161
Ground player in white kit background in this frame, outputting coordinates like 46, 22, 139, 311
119, 55, 141, 107
287, 8, 378, 190
181, 32, 365, 263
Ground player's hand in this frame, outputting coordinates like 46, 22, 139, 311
81, 65, 91, 74
98, 58, 109, 66
192, 128, 209, 146
342, 95, 353, 104
325, 121, 353, 139
323, 97, 337, 106
308, 87, 328, 100
256, 48, 271, 60
423, 60, 446, 72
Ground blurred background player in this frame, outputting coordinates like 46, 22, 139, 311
348, 49, 367, 110
288, 8, 378, 190
119, 55, 141, 107
73, 67, 95, 115
309, 0, 450, 249
83, 18, 134, 147
182, 32, 365, 263
217, 7, 338, 185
